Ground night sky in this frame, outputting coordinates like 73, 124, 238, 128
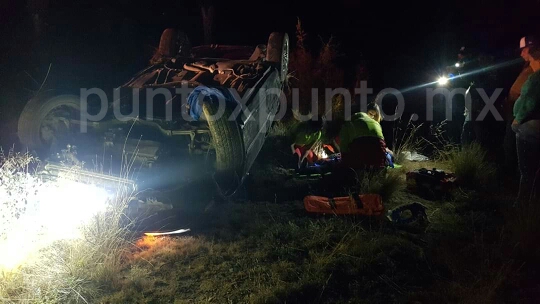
0, 0, 537, 148
1, 0, 539, 111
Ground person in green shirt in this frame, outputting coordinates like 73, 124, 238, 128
290, 103, 393, 172
290, 119, 324, 168
333, 103, 392, 170
512, 39, 540, 204
503, 36, 535, 177
316, 103, 393, 196
513, 72, 540, 124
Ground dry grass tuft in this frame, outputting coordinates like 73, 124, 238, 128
0, 147, 135, 303
391, 116, 425, 164
442, 142, 497, 190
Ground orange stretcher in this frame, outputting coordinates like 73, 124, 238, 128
304, 194, 384, 215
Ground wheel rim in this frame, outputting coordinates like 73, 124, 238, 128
39, 105, 79, 151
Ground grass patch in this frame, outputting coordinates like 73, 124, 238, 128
391, 116, 425, 164
442, 142, 497, 190
2, 139, 535, 303
268, 119, 300, 138
505, 201, 540, 259
0, 148, 134, 303
99, 202, 437, 303
89, 167, 533, 304
356, 169, 406, 202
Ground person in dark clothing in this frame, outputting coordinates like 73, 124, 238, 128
460, 53, 500, 148
439, 46, 472, 144
512, 42, 540, 204
443, 46, 491, 147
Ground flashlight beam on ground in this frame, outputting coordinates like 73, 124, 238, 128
144, 229, 191, 236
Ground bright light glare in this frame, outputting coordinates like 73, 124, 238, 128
144, 229, 191, 236
437, 76, 449, 86
320, 150, 328, 159
455, 62, 461, 68
311, 144, 328, 160
0, 178, 111, 271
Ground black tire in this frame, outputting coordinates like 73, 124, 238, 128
266, 32, 290, 82
157, 28, 191, 57
158, 28, 177, 57
202, 100, 245, 194
17, 92, 81, 158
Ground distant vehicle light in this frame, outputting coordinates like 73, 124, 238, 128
437, 76, 449, 86
455, 62, 461, 68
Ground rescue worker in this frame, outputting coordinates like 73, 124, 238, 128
290, 119, 323, 168
315, 102, 393, 195
334, 102, 391, 171
290, 118, 336, 169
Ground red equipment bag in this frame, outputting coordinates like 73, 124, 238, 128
405, 168, 457, 195
304, 194, 384, 215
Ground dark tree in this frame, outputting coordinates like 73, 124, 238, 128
27, 0, 49, 39
198, 0, 215, 44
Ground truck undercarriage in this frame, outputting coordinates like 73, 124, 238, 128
17, 29, 289, 195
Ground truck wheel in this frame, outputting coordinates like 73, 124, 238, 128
17, 93, 81, 158
202, 100, 245, 194
266, 32, 289, 82
157, 28, 191, 57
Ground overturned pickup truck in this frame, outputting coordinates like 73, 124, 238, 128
17, 29, 289, 195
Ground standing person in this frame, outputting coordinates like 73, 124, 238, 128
459, 50, 499, 148
439, 46, 472, 145
503, 36, 535, 176
447, 46, 489, 147
469, 53, 501, 155
512, 41, 540, 204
